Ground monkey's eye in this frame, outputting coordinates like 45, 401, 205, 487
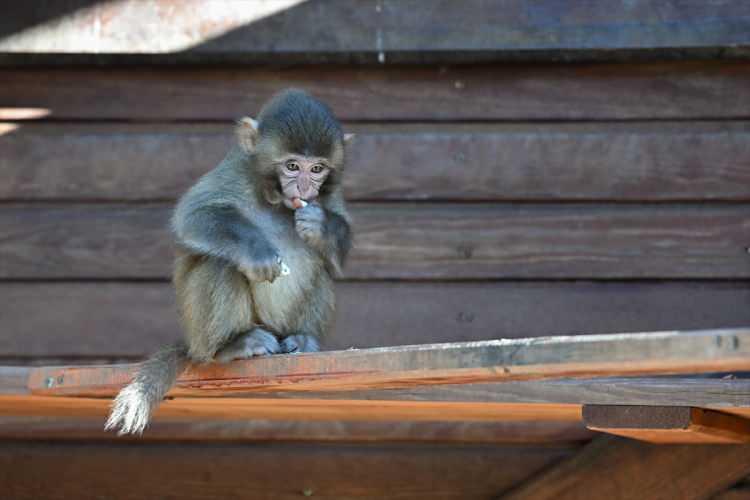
311, 164, 326, 174
286, 161, 300, 172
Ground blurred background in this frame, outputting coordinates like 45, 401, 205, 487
0, 1, 749, 498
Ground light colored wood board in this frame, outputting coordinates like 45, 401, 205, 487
26, 328, 750, 397
3, 121, 750, 202
1, 203, 749, 280
503, 435, 750, 500
0, 416, 593, 444
0, 367, 30, 394
3, 281, 750, 358
238, 378, 750, 410
0, 395, 582, 423
3, 62, 750, 120
1, 0, 748, 63
583, 406, 750, 444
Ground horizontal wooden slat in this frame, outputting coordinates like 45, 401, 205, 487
0, 203, 747, 279
2, 62, 750, 121
26, 329, 750, 397
2, 281, 750, 358
504, 436, 750, 500
0, 441, 572, 500
3, 122, 750, 201
583, 406, 750, 444
0, 416, 593, 444
1, 0, 749, 64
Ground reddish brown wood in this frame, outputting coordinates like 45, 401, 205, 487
3, 122, 750, 201
583, 406, 750, 444
0, 440, 573, 500
503, 436, 750, 500
1, 203, 748, 280
2, 62, 750, 120
2, 281, 750, 358
25, 329, 750, 397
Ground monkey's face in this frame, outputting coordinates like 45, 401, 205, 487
276, 155, 331, 209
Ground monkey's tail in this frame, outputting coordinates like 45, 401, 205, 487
104, 343, 189, 436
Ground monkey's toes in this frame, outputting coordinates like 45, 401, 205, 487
280, 334, 320, 354
215, 329, 281, 362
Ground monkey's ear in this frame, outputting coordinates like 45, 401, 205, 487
343, 133, 356, 144
236, 117, 259, 153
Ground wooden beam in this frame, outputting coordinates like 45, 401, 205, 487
2, 203, 749, 280
2, 62, 750, 121
583, 406, 750, 444
24, 329, 750, 397
3, 122, 750, 202
0, 416, 594, 444
502, 436, 750, 500
1, 0, 749, 64
0, 441, 573, 500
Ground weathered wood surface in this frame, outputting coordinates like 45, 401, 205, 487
503, 436, 750, 500
2, 203, 748, 280
25, 329, 750, 397
2, 0, 748, 64
0, 441, 573, 500
4, 122, 750, 202
0, 416, 593, 444
3, 281, 750, 358
2, 62, 750, 120
583, 406, 750, 444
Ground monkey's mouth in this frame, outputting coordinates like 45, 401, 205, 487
284, 197, 310, 210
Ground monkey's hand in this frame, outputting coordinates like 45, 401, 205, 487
238, 245, 284, 283
294, 202, 326, 248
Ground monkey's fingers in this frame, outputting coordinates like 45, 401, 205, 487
276, 256, 291, 276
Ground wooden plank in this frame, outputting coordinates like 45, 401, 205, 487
714, 488, 750, 500
25, 329, 750, 397
2, 62, 750, 121
503, 435, 750, 500
4, 122, 750, 202
0, 395, 583, 423
0, 367, 29, 394
1, 203, 748, 280
1, 0, 749, 64
0, 441, 573, 500
0, 416, 593, 444
583, 406, 750, 444
3, 281, 750, 358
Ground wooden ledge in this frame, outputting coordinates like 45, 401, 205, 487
23, 328, 750, 398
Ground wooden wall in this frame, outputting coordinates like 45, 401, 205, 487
0, 1, 749, 498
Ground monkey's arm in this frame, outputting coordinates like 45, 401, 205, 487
295, 201, 352, 277
174, 204, 283, 282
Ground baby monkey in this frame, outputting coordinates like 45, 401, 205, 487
106, 89, 353, 435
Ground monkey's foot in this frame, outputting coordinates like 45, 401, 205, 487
215, 328, 281, 363
105, 383, 153, 436
280, 334, 320, 354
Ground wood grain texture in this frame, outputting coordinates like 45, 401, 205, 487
26, 329, 750, 397
2, 62, 750, 120
503, 436, 750, 500
1, 203, 748, 280
1, 0, 748, 64
583, 406, 750, 444
4, 122, 750, 201
0, 441, 573, 500
0, 416, 593, 444
3, 281, 750, 358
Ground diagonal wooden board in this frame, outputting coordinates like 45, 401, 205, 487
25, 328, 750, 398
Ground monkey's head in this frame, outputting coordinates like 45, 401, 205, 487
236, 89, 352, 209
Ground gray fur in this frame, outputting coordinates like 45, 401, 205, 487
106, 89, 352, 435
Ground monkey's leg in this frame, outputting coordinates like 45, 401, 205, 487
277, 274, 333, 354
214, 327, 281, 362
175, 255, 266, 363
